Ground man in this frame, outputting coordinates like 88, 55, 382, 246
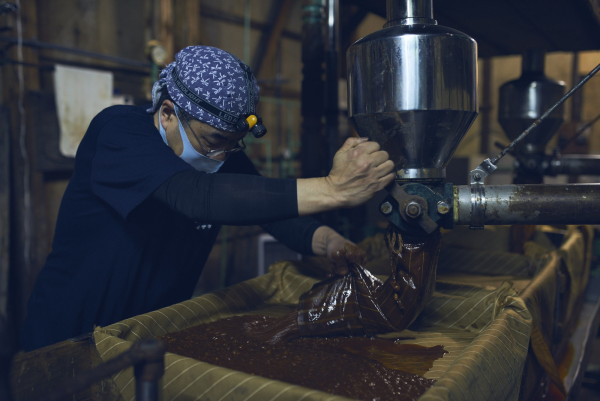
20, 45, 394, 351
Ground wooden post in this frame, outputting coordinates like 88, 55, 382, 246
1, 0, 48, 332
174, 0, 202, 50
0, 107, 8, 320
160, 0, 175, 63
252, 0, 294, 79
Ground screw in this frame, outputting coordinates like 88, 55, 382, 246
437, 201, 450, 215
380, 201, 393, 215
405, 201, 422, 218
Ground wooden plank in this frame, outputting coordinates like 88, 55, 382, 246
10, 335, 123, 401
200, 4, 302, 41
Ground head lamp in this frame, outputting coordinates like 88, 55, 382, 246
235, 114, 267, 138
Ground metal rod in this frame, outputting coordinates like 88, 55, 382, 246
490, 62, 600, 165
386, 0, 434, 26
325, 0, 339, 167
454, 184, 600, 226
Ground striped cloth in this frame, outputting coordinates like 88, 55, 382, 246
93, 225, 591, 401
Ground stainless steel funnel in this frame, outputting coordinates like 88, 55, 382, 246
347, 0, 478, 181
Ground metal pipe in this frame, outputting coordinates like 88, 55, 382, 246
385, 0, 434, 26
301, 0, 327, 178
547, 155, 600, 176
454, 184, 600, 226
134, 339, 165, 401
325, 0, 339, 166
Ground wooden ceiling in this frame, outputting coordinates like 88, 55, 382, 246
343, 0, 600, 57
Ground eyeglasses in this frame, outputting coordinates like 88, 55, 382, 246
183, 118, 246, 158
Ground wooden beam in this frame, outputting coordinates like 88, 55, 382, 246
2, 0, 48, 331
587, 0, 600, 24
252, 0, 295, 79
160, 0, 175, 63
200, 5, 302, 41
174, 0, 202, 50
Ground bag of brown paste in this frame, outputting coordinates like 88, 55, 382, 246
252, 226, 441, 342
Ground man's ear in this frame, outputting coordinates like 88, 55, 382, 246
159, 99, 176, 125
159, 99, 176, 118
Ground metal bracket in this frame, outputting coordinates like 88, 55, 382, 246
469, 158, 497, 185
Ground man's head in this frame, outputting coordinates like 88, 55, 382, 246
150, 45, 266, 137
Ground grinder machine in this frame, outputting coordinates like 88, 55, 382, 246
347, 0, 600, 235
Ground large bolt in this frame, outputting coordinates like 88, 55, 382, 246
405, 201, 422, 218
437, 201, 450, 215
380, 201, 393, 215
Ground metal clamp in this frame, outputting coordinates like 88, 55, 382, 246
469, 183, 486, 230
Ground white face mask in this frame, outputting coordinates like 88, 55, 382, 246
158, 106, 225, 173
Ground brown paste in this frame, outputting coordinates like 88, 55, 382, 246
161, 227, 445, 400
161, 314, 445, 401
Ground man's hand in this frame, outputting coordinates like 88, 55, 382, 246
297, 137, 395, 215
326, 137, 395, 208
312, 226, 367, 276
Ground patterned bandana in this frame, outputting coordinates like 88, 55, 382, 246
149, 45, 260, 133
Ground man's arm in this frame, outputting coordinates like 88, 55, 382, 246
151, 137, 395, 224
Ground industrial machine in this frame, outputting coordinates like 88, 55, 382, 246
347, 0, 600, 235
499, 49, 600, 184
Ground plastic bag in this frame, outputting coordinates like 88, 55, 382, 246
296, 226, 441, 337
249, 226, 441, 342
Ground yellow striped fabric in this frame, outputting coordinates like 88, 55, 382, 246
93, 225, 591, 401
